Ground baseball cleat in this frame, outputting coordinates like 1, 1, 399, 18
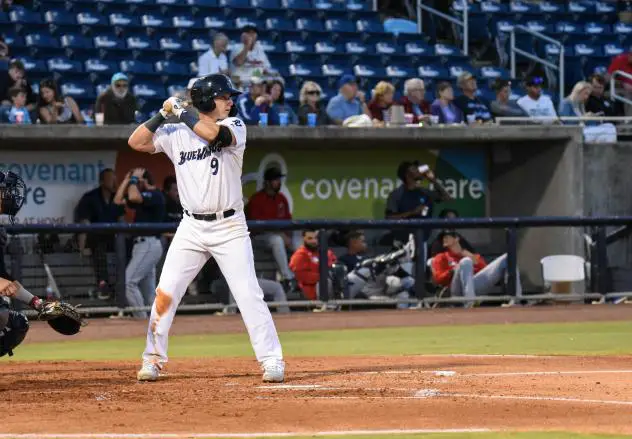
137, 361, 161, 382
261, 358, 285, 383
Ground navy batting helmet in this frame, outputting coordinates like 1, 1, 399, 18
190, 74, 241, 113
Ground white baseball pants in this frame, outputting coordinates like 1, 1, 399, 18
142, 210, 283, 366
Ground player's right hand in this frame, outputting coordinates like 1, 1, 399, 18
163, 97, 185, 118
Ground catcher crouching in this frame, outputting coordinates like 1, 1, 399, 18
0, 171, 85, 357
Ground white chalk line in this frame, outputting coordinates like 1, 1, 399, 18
0, 428, 491, 438
447, 392, 632, 406
458, 369, 632, 378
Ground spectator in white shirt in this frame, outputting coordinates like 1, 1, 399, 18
516, 76, 558, 123
230, 24, 273, 86
197, 33, 229, 77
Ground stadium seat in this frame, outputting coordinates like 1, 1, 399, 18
17, 57, 48, 73
345, 40, 372, 55
120, 60, 158, 77
47, 57, 83, 74
61, 81, 96, 100
266, 17, 295, 32
61, 34, 94, 50
383, 18, 417, 35
434, 43, 462, 58
314, 41, 344, 53
141, 14, 169, 28
604, 43, 624, 57
574, 43, 603, 57
403, 41, 434, 57
537, 1, 566, 14
2, 33, 25, 50
285, 40, 314, 53
252, 0, 282, 8
191, 38, 211, 51
296, 18, 326, 33
160, 37, 192, 53
85, 58, 118, 76
478, 66, 511, 81
374, 41, 401, 55
283, 0, 315, 10
9, 7, 44, 25
187, 0, 220, 6
289, 62, 323, 77
44, 10, 77, 27
312, 0, 345, 11
325, 19, 356, 34
167, 84, 187, 97
584, 22, 611, 36
108, 13, 142, 28
353, 64, 386, 78
346, 0, 370, 11
156, 60, 190, 78
126, 35, 159, 51
25, 33, 64, 57
76, 12, 109, 27
614, 22, 632, 35
417, 64, 450, 81
221, 0, 252, 8
322, 63, 349, 76
257, 39, 282, 53
94, 34, 126, 50
386, 65, 414, 78
133, 83, 167, 99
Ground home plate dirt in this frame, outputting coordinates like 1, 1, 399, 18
1, 306, 632, 436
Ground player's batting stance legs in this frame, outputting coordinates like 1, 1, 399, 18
128, 73, 284, 383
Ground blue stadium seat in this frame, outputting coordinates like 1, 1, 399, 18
314, 40, 344, 53
604, 43, 624, 58
585, 22, 611, 36
285, 40, 314, 53
10, 7, 43, 25
312, 0, 345, 11
44, 10, 77, 26
614, 22, 632, 35
537, 1, 565, 14
417, 64, 450, 81
173, 15, 204, 29
525, 21, 553, 34
477, 86, 495, 103
0, 11, 7, 24
47, 57, 83, 74
61, 34, 94, 50
94, 34, 126, 50
403, 41, 434, 57
156, 60, 190, 76
434, 43, 462, 58
322, 63, 350, 76
448, 63, 475, 80
344, 40, 372, 55
574, 43, 603, 57
283, 0, 314, 10
201, 15, 232, 29
17, 57, 48, 73
353, 64, 386, 78
252, 0, 282, 7
554, 22, 582, 35
167, 84, 186, 97
85, 58, 118, 76
141, 14, 169, 28
289, 62, 323, 77
325, 18, 356, 34
478, 66, 511, 81
109, 13, 142, 28
258, 39, 283, 53
120, 60, 158, 75
221, 0, 251, 8
76, 12, 109, 27
159, 37, 192, 52
386, 65, 414, 78
509, 1, 535, 14
133, 83, 167, 99
61, 81, 96, 99
25, 33, 61, 50
235, 18, 265, 30
356, 19, 384, 34
383, 18, 417, 35
191, 38, 211, 51
296, 18, 326, 33
3, 32, 26, 49
284, 85, 298, 102
126, 35, 159, 50
266, 17, 294, 31
187, 0, 220, 6
374, 41, 401, 55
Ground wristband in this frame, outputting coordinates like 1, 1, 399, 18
129, 176, 139, 185
144, 111, 166, 133
179, 109, 199, 131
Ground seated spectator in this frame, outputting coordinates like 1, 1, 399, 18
431, 231, 522, 307
198, 33, 229, 76
326, 74, 369, 125
516, 76, 558, 123
236, 76, 279, 125
454, 72, 493, 123
558, 81, 597, 124
37, 78, 83, 124
0, 36, 9, 65
95, 73, 137, 125
400, 78, 431, 123
429, 208, 475, 257
289, 230, 336, 300
0, 59, 36, 111
7, 86, 31, 124
230, 24, 272, 86
246, 167, 298, 292
430, 82, 463, 124
297, 81, 332, 126
268, 79, 298, 125
586, 74, 622, 118
367, 80, 395, 122
490, 79, 526, 118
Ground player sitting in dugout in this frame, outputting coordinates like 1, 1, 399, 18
289, 229, 336, 300
430, 231, 523, 307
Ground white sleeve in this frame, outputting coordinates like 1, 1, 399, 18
198, 51, 210, 76
152, 124, 173, 155
219, 117, 247, 147
545, 98, 558, 117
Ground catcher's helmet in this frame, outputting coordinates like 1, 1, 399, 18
190, 74, 241, 113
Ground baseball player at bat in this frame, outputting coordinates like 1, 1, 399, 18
128, 74, 284, 383
0, 171, 84, 357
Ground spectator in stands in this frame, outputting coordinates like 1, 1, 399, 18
454, 72, 493, 123
37, 78, 83, 124
431, 231, 522, 307
94, 73, 137, 125
490, 79, 526, 118
516, 76, 558, 123
326, 75, 369, 125
7, 86, 31, 124
586, 74, 621, 118
297, 81, 331, 126
114, 168, 166, 319
268, 79, 298, 125
246, 167, 298, 292
368, 80, 395, 122
236, 75, 279, 125
430, 82, 463, 124
0, 59, 36, 112
75, 168, 124, 300
606, 51, 632, 115
0, 36, 9, 64
198, 33, 229, 77
230, 24, 272, 87
289, 229, 337, 301
558, 81, 598, 124
400, 78, 431, 123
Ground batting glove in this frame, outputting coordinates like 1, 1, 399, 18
166, 97, 186, 118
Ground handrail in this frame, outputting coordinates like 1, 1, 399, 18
510, 24, 565, 105
417, 0, 468, 56
609, 70, 632, 107
496, 116, 632, 125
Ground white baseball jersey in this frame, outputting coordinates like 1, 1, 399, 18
152, 117, 246, 214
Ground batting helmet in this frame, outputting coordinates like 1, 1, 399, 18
190, 74, 241, 113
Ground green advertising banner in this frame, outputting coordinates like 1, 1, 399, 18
242, 147, 487, 219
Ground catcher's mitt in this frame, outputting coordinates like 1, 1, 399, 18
37, 301, 86, 335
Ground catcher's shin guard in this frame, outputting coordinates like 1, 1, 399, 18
0, 310, 29, 357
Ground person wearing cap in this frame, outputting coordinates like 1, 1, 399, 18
198, 33, 229, 77
516, 76, 558, 123
246, 167, 298, 292
230, 23, 272, 86
431, 231, 522, 307
490, 79, 526, 118
454, 72, 493, 123
0, 59, 36, 112
326, 74, 370, 125
94, 72, 137, 125
235, 75, 280, 125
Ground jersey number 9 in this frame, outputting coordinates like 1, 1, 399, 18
210, 157, 219, 175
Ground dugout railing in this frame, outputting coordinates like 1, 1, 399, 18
4, 216, 632, 316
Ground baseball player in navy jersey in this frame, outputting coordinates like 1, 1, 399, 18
128, 73, 284, 383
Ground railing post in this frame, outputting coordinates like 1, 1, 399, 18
596, 226, 608, 297
372, 0, 377, 12
318, 228, 329, 302
413, 228, 426, 299
417, 0, 423, 34
463, 0, 468, 56
115, 232, 127, 309
510, 29, 516, 78
559, 46, 565, 104
506, 227, 518, 298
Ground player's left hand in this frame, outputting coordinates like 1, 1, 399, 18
37, 300, 86, 336
163, 97, 185, 118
